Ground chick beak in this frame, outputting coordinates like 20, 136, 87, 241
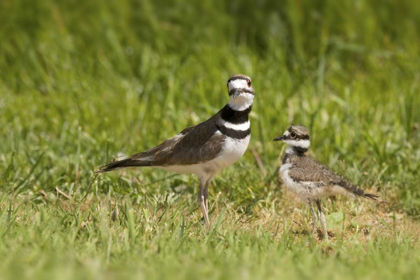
273, 135, 285, 141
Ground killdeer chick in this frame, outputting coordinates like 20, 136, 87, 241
97, 74, 255, 226
274, 125, 378, 241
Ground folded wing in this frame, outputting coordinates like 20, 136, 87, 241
287, 157, 378, 200
97, 118, 225, 173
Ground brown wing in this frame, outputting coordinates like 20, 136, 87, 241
287, 156, 378, 199
97, 115, 225, 172
152, 118, 224, 165
128, 116, 224, 166
287, 156, 344, 186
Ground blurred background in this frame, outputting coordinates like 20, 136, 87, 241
1, 1, 420, 279
1, 0, 419, 216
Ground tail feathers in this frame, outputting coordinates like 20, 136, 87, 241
96, 157, 152, 174
362, 192, 380, 200
336, 179, 379, 200
350, 187, 379, 200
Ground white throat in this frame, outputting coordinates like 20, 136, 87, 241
228, 93, 254, 111
285, 140, 310, 153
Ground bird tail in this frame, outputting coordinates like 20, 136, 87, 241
95, 156, 152, 174
363, 192, 380, 200
337, 179, 379, 200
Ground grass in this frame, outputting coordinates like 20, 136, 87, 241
1, 0, 420, 279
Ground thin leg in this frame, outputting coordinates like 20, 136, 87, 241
198, 178, 209, 226
203, 178, 211, 216
308, 200, 318, 235
316, 199, 328, 241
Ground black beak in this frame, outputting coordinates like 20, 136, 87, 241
232, 89, 241, 99
273, 135, 285, 141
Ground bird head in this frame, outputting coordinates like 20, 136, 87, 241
274, 125, 310, 153
227, 74, 255, 111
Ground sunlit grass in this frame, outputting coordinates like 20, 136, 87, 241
0, 0, 419, 279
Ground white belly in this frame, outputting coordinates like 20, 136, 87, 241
216, 135, 251, 168
161, 135, 250, 178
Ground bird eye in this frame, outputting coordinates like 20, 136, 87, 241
290, 132, 296, 138
247, 79, 251, 87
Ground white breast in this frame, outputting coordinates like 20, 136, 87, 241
280, 163, 317, 202
216, 134, 251, 168
280, 163, 303, 194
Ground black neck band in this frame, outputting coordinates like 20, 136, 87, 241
294, 147, 308, 154
221, 105, 252, 124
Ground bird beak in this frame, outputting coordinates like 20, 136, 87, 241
232, 89, 241, 99
273, 135, 285, 141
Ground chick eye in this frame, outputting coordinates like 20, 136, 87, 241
290, 132, 296, 138
247, 79, 251, 87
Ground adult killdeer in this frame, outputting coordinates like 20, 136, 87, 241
97, 74, 255, 225
274, 125, 378, 240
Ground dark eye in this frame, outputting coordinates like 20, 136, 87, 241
247, 79, 251, 87
290, 132, 296, 138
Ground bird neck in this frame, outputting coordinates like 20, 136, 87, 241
286, 146, 308, 155
221, 104, 252, 124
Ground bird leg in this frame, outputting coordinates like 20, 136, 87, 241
308, 200, 318, 235
316, 199, 328, 241
198, 178, 209, 226
203, 179, 211, 217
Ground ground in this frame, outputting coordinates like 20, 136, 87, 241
1, 0, 420, 279
1, 186, 419, 279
